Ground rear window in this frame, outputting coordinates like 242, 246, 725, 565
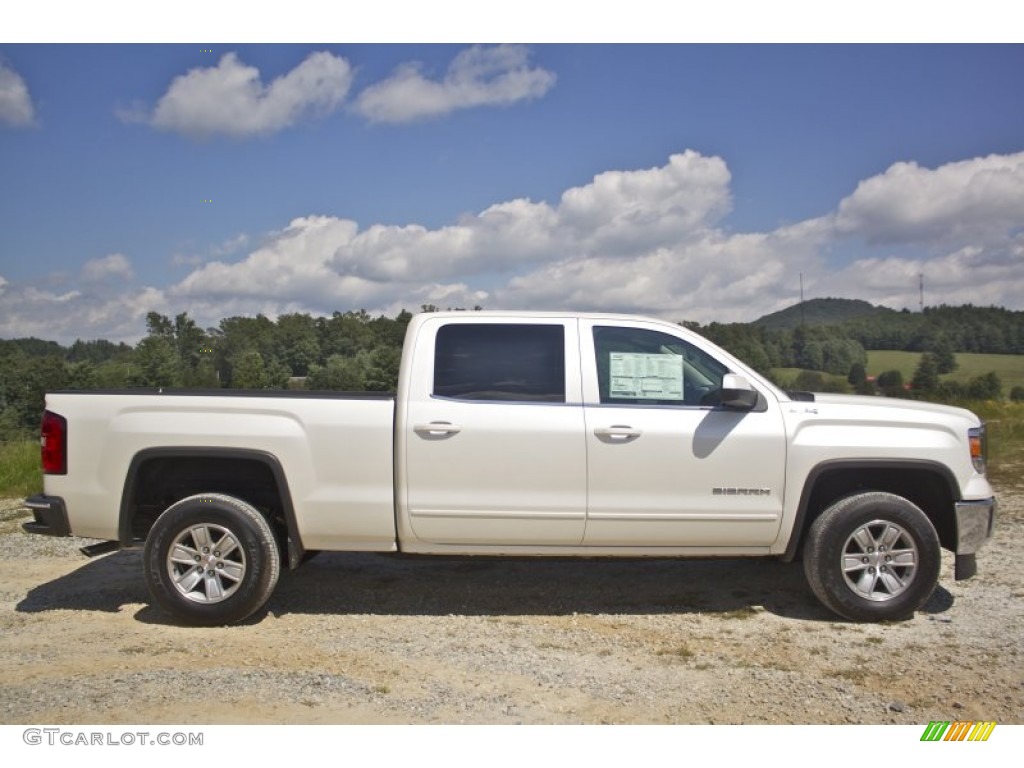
433, 324, 566, 402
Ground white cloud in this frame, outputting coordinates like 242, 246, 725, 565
122, 51, 353, 138
494, 219, 833, 322
835, 152, 1024, 246
816, 234, 1024, 312
0, 63, 36, 126
211, 233, 250, 257
0, 281, 167, 343
354, 45, 555, 123
81, 253, 134, 283
558, 150, 733, 255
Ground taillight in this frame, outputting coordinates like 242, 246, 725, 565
41, 410, 67, 475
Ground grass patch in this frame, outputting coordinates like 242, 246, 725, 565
835, 667, 870, 683
657, 645, 695, 660
0, 441, 41, 498
719, 606, 759, 620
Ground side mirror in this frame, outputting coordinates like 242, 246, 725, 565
720, 374, 759, 411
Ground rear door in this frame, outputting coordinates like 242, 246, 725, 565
403, 317, 587, 546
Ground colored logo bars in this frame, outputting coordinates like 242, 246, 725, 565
920, 721, 996, 742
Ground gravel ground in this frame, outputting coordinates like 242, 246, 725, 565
0, 492, 1021, 725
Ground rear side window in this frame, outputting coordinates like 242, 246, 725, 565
434, 324, 566, 402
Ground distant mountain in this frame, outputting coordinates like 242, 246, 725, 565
754, 298, 899, 330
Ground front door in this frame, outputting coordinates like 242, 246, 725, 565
581, 321, 786, 547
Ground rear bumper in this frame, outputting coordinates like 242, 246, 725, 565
953, 496, 996, 581
22, 494, 71, 537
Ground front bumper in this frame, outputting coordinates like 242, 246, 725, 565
953, 496, 996, 580
22, 494, 71, 537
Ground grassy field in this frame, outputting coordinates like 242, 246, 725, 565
867, 351, 1024, 393
0, 441, 42, 498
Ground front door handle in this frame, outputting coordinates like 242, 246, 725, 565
414, 421, 463, 436
594, 425, 642, 439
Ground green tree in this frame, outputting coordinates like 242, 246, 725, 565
137, 311, 212, 387
65, 361, 98, 389
173, 312, 209, 380
967, 372, 1002, 401
317, 310, 376, 360
306, 353, 369, 391
129, 336, 182, 387
216, 314, 281, 386
274, 313, 320, 377
847, 362, 875, 396
876, 370, 902, 387
911, 353, 940, 394
930, 336, 958, 375
847, 362, 866, 387
0, 353, 67, 437
876, 370, 906, 398
230, 350, 270, 389
364, 346, 402, 391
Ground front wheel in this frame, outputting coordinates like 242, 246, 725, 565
803, 492, 941, 621
144, 493, 281, 626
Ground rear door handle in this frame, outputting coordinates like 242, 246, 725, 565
414, 421, 462, 436
594, 425, 642, 439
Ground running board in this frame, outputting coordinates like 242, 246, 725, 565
80, 540, 120, 558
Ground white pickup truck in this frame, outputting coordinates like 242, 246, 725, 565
25, 311, 995, 625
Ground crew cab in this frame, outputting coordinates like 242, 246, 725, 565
24, 311, 996, 625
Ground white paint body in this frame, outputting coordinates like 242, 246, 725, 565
45, 311, 994, 557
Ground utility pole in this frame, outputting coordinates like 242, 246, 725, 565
919, 273, 924, 311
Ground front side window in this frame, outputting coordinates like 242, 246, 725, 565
434, 324, 566, 402
593, 326, 728, 406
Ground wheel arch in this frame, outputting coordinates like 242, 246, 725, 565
782, 459, 959, 562
119, 447, 305, 568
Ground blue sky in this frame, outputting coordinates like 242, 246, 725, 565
1, 33, 1023, 342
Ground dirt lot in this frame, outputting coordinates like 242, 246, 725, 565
1, 491, 1021, 725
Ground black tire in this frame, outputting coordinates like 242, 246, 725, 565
803, 491, 940, 622
144, 493, 281, 626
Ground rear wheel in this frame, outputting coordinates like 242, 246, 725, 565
144, 493, 280, 626
803, 492, 940, 621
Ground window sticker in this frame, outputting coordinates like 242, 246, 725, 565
609, 352, 683, 400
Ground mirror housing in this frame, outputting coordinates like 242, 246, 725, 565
720, 374, 759, 411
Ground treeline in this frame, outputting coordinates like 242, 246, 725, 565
2, 302, 1022, 441
842, 305, 1024, 355
0, 308, 425, 439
